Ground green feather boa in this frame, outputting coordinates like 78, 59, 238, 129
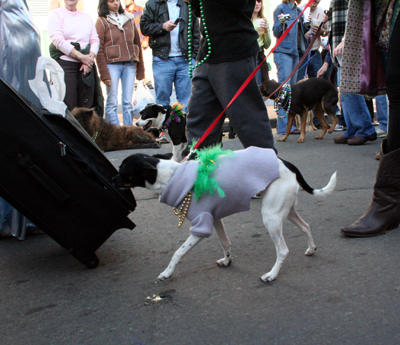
193, 144, 235, 200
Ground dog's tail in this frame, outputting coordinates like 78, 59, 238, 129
281, 159, 337, 198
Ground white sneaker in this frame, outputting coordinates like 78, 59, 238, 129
334, 124, 344, 132
376, 128, 387, 138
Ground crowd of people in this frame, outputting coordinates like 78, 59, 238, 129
47, 0, 399, 237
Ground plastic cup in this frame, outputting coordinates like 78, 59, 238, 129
256, 19, 266, 34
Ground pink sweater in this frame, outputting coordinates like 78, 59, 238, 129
48, 7, 99, 62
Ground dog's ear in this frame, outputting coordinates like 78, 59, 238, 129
153, 104, 167, 114
141, 161, 158, 184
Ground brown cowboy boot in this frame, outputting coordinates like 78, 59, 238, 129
341, 140, 400, 237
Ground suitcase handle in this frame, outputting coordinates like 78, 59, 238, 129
15, 152, 72, 204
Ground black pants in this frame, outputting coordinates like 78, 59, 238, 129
184, 56, 276, 157
58, 59, 95, 111
386, 15, 400, 152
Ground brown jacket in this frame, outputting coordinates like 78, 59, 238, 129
95, 12, 145, 81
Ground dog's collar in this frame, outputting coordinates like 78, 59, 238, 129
92, 131, 98, 141
162, 103, 186, 131
273, 84, 292, 117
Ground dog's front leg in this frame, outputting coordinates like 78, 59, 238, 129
214, 219, 232, 267
172, 143, 185, 162
157, 234, 203, 280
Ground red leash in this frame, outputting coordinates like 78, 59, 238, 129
184, 0, 315, 161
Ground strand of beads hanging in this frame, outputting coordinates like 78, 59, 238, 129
273, 84, 292, 118
187, 0, 211, 78
173, 191, 192, 228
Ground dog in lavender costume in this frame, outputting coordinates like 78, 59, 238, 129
113, 146, 337, 282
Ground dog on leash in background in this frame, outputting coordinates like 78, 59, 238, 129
72, 107, 159, 152
136, 103, 187, 162
260, 78, 339, 143
113, 146, 337, 282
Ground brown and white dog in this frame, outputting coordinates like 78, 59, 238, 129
72, 107, 160, 152
113, 147, 337, 282
260, 78, 339, 143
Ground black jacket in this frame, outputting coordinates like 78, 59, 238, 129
140, 0, 200, 60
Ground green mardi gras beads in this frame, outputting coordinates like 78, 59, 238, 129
188, 0, 211, 78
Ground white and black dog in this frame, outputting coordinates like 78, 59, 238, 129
113, 147, 337, 282
135, 104, 187, 162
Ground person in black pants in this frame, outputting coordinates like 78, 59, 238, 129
182, 0, 276, 158
341, 13, 400, 237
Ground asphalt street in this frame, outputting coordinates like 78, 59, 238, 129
1, 129, 399, 345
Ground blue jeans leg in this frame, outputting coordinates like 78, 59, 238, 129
106, 63, 124, 125
274, 53, 298, 134
375, 94, 388, 132
152, 56, 174, 109
173, 57, 193, 112
120, 61, 136, 126
341, 93, 376, 138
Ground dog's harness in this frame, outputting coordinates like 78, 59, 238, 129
161, 103, 186, 132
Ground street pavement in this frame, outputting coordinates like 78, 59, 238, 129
1, 128, 399, 345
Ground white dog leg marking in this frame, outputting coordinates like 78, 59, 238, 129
213, 219, 232, 267
172, 143, 185, 162
260, 219, 289, 282
288, 206, 316, 256
157, 235, 203, 280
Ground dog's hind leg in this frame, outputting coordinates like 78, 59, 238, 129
214, 219, 232, 267
313, 103, 329, 140
287, 206, 316, 256
157, 235, 203, 280
260, 215, 289, 282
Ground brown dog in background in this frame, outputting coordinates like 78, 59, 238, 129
72, 107, 160, 152
260, 78, 339, 143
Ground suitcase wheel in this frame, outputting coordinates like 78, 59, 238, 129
69, 249, 99, 269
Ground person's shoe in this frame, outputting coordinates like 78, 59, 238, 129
334, 124, 344, 132
347, 132, 377, 145
376, 128, 387, 138
290, 129, 301, 135
341, 140, 400, 237
334, 135, 348, 144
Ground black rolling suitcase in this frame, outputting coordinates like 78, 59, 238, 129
0, 79, 136, 268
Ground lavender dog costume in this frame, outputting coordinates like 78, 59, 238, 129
160, 147, 280, 237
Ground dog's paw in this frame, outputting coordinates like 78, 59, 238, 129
305, 246, 317, 256
296, 138, 305, 143
157, 269, 173, 281
277, 138, 287, 142
314, 135, 324, 140
216, 257, 232, 267
260, 272, 277, 282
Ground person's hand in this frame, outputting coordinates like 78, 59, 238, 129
333, 40, 344, 58
258, 18, 268, 29
79, 53, 95, 68
317, 62, 329, 78
278, 14, 287, 24
80, 63, 92, 76
103, 79, 111, 86
162, 20, 177, 31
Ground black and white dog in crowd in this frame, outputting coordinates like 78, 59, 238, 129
136, 103, 187, 162
113, 146, 337, 283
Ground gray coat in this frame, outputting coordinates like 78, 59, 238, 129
160, 147, 280, 237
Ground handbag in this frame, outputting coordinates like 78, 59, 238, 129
132, 80, 155, 116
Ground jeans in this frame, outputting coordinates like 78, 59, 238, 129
274, 53, 298, 135
105, 61, 137, 126
152, 56, 193, 112
296, 50, 322, 82
341, 93, 376, 138
375, 94, 388, 132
